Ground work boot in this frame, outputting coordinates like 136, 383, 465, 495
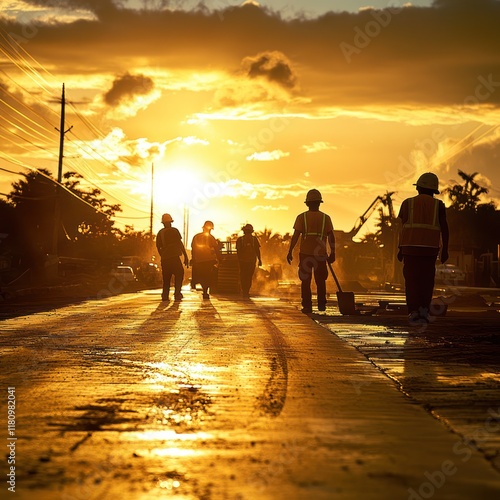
408, 311, 426, 325
174, 293, 183, 301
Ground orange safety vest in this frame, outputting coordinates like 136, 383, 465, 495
399, 195, 441, 248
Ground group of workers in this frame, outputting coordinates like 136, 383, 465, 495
156, 172, 449, 326
156, 216, 262, 301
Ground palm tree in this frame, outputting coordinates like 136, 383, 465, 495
444, 170, 488, 211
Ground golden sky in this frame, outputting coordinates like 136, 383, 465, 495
1, 0, 499, 242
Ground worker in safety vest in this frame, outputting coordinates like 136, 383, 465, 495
287, 189, 335, 314
191, 221, 220, 299
236, 223, 262, 298
397, 172, 449, 325
156, 213, 189, 301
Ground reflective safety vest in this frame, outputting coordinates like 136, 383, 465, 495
399, 195, 441, 248
302, 212, 327, 240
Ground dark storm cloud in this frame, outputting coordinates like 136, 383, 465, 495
243, 51, 297, 89
103, 73, 155, 107
3, 1, 500, 109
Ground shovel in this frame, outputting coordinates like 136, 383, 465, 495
327, 261, 357, 315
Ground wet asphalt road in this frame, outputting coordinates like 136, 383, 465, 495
1, 289, 500, 499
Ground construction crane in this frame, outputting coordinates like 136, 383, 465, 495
336, 191, 396, 243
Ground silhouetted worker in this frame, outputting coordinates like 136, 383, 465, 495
191, 221, 220, 299
236, 223, 262, 298
156, 213, 189, 301
287, 189, 335, 313
397, 172, 449, 325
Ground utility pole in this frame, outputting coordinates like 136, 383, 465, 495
150, 162, 154, 239
183, 205, 189, 247
51, 84, 73, 260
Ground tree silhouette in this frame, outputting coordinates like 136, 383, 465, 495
443, 170, 488, 210
7, 169, 122, 260
7, 169, 57, 268
442, 170, 499, 273
58, 171, 121, 257
255, 228, 291, 265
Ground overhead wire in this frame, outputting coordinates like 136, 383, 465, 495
0, 151, 120, 218
63, 157, 150, 217
0, 28, 55, 94
0, 107, 57, 145
429, 123, 499, 169
0, 26, 155, 226
0, 80, 59, 132
0, 95, 57, 138
0, 166, 23, 175
0, 129, 58, 157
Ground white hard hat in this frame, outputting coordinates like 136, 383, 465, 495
414, 173, 439, 194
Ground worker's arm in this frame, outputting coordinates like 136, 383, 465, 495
155, 231, 162, 254
439, 202, 449, 263
327, 230, 336, 263
396, 200, 407, 262
255, 238, 262, 267
287, 230, 301, 264
180, 241, 189, 267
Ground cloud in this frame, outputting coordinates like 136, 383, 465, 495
242, 51, 298, 90
103, 72, 155, 107
251, 204, 288, 211
3, 1, 500, 123
302, 141, 338, 153
20, 0, 117, 20
178, 136, 210, 147
246, 150, 289, 161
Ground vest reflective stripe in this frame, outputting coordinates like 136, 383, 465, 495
400, 196, 441, 248
303, 212, 326, 239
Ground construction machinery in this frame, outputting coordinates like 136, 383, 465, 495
335, 191, 396, 245
334, 192, 400, 286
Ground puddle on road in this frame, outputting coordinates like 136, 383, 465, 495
146, 383, 213, 432
319, 317, 500, 471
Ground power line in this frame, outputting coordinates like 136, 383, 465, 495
0, 28, 56, 94
0, 129, 58, 157
0, 69, 60, 126
0, 28, 156, 224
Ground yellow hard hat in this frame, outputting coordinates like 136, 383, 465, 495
203, 220, 214, 229
305, 189, 323, 203
161, 213, 173, 223
414, 172, 439, 194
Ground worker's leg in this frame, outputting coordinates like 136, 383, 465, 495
173, 258, 185, 299
299, 254, 314, 311
314, 260, 328, 310
239, 261, 254, 296
161, 259, 174, 301
419, 256, 437, 317
403, 255, 419, 313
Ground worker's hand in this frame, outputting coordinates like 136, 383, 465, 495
184, 257, 189, 268
440, 249, 449, 264
286, 252, 293, 265
397, 249, 403, 262
327, 253, 335, 264
258, 259, 262, 267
